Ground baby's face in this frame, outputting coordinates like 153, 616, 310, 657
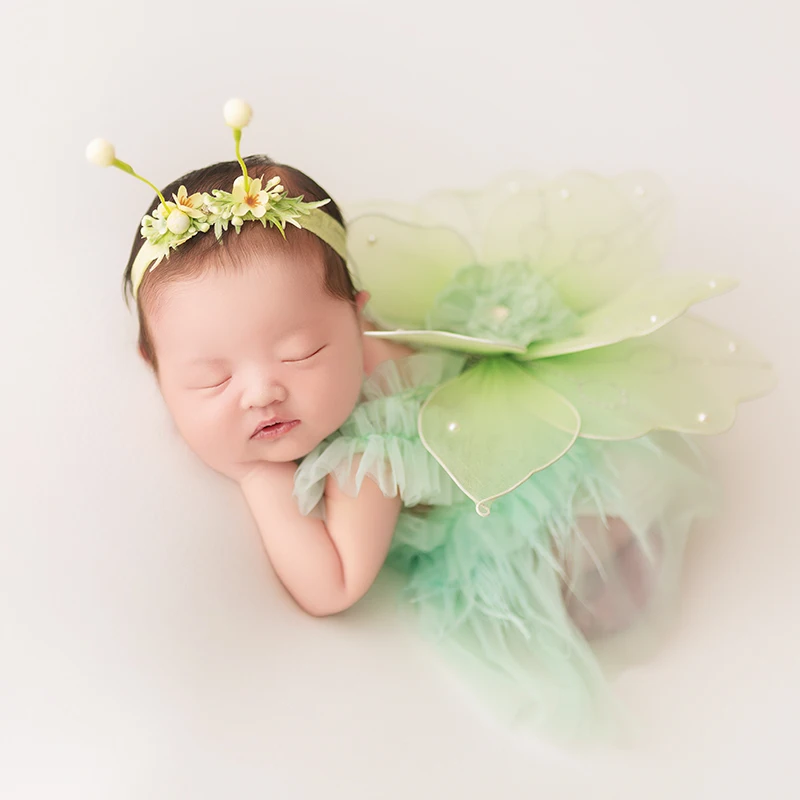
146, 252, 367, 476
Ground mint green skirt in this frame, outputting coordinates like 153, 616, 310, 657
294, 351, 711, 737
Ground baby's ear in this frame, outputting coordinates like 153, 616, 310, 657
137, 342, 153, 366
354, 290, 371, 315
354, 291, 371, 329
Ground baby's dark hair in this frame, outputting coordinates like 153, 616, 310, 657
124, 154, 355, 369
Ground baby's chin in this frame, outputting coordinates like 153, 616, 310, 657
255, 427, 333, 463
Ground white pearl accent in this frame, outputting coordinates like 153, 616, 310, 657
559, 188, 571, 199
491, 305, 510, 322
728, 341, 738, 353
633, 185, 646, 196
367, 234, 377, 244
650, 314, 658, 324
697, 412, 708, 423
85, 138, 116, 167
708, 280, 717, 289
447, 422, 460, 432
166, 209, 190, 234
223, 98, 253, 128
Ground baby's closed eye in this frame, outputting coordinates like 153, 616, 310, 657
282, 345, 327, 363
193, 376, 231, 390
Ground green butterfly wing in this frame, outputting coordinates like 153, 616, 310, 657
530, 315, 777, 439
418, 357, 581, 514
346, 174, 775, 513
347, 215, 474, 330
364, 330, 526, 355
345, 171, 547, 237
347, 171, 673, 329
481, 171, 672, 313
522, 273, 737, 359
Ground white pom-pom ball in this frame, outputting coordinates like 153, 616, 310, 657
166, 210, 191, 235
85, 138, 116, 167
223, 98, 253, 128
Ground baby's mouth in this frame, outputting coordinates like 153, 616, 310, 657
250, 418, 300, 440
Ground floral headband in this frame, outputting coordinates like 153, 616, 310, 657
86, 99, 348, 298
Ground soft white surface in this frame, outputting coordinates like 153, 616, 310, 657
2, 1, 798, 797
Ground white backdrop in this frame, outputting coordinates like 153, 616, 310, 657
2, 1, 798, 797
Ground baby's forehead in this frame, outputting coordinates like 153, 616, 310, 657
149, 258, 347, 345
151, 247, 328, 308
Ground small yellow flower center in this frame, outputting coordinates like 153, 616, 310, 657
245, 193, 259, 208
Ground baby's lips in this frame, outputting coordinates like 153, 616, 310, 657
250, 418, 296, 438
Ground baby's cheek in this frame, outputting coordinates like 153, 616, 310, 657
173, 397, 237, 463
297, 373, 325, 417
318, 364, 361, 424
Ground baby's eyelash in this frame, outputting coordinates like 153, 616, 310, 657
199, 377, 231, 390
284, 346, 326, 363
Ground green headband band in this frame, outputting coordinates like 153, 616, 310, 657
86, 98, 348, 299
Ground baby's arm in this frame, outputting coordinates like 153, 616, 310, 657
239, 461, 401, 617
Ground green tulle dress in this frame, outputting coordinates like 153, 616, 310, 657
292, 172, 775, 736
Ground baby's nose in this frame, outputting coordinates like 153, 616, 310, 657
240, 377, 288, 410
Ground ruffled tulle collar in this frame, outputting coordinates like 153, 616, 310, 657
360, 349, 467, 402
